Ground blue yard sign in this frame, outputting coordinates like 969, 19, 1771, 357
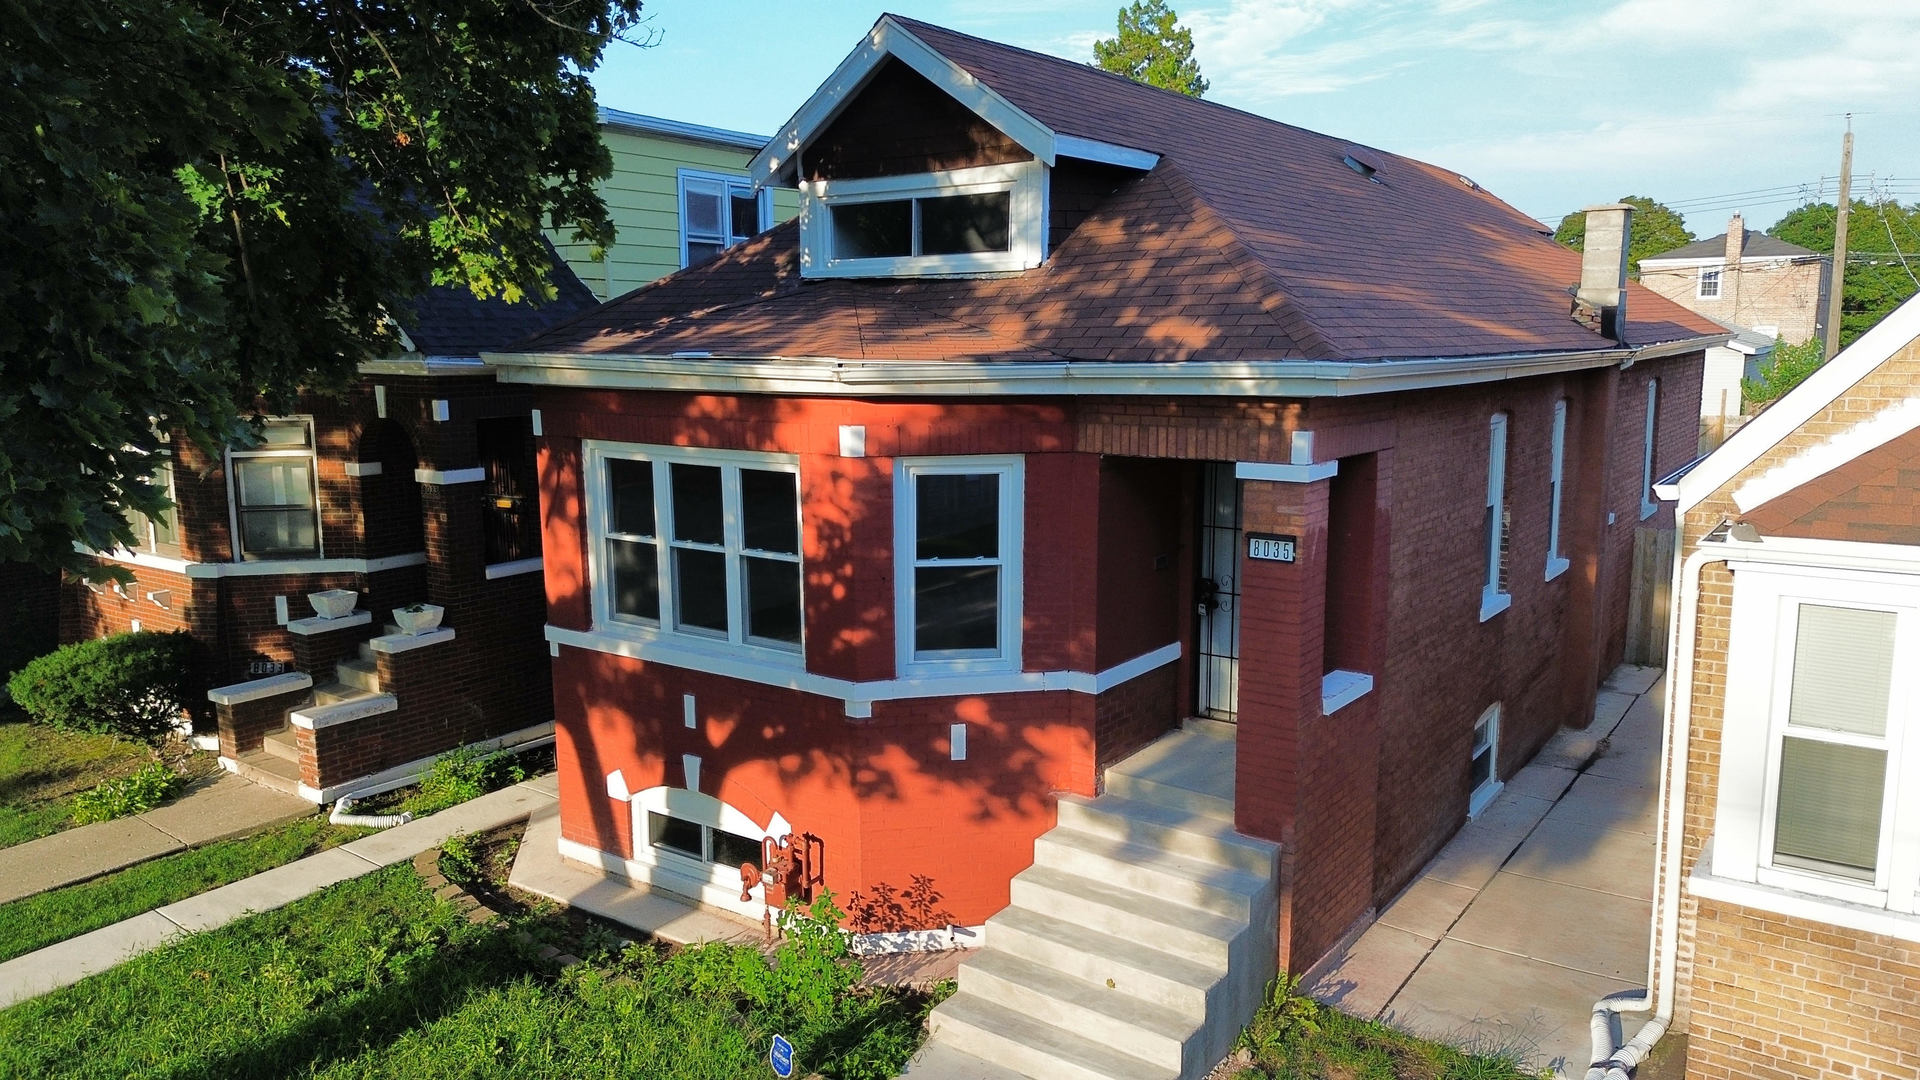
769, 1034, 794, 1078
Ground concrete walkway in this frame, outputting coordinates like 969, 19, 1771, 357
1307, 665, 1665, 1078
0, 771, 313, 905
0, 774, 559, 1009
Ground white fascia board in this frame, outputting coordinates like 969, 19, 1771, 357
1732, 396, 1920, 514
746, 15, 1056, 188
1676, 294, 1920, 514
357, 356, 489, 377
1055, 134, 1159, 171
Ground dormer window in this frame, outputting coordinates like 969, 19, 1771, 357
800, 161, 1046, 278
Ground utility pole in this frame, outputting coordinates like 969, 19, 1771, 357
1823, 117, 1853, 359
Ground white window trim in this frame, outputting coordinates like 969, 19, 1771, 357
226, 416, 323, 562
1469, 703, 1503, 817
583, 441, 803, 664
1715, 564, 1920, 912
1480, 413, 1511, 621
894, 455, 1025, 676
1545, 399, 1570, 582
1640, 379, 1660, 520
1697, 267, 1723, 299
677, 168, 772, 269
800, 161, 1047, 279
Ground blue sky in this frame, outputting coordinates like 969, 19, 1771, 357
590, 1, 1920, 236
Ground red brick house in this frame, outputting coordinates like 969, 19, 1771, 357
488, 17, 1723, 1078
62, 250, 598, 802
1636, 293, 1920, 1080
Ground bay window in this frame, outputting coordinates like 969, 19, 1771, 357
589, 444, 802, 655
896, 457, 1023, 673
228, 419, 320, 560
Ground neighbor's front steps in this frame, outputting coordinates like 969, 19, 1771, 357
907, 722, 1278, 1080
234, 634, 398, 795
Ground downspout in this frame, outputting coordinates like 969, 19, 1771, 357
331, 794, 413, 829
1586, 543, 1722, 1080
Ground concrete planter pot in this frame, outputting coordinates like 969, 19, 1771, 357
392, 603, 445, 636
308, 589, 359, 620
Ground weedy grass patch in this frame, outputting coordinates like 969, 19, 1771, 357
1232, 975, 1549, 1080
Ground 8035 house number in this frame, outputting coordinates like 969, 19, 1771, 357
1246, 533, 1298, 563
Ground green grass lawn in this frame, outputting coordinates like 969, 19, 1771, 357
0, 864, 940, 1080
0, 815, 362, 962
1230, 977, 1548, 1080
0, 714, 157, 847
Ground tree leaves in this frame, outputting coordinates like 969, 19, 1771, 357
1552, 195, 1694, 280
1092, 0, 1209, 98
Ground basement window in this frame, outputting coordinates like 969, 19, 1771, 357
1469, 704, 1502, 817
801, 161, 1046, 279
648, 812, 763, 870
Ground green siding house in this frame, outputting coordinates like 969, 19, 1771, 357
550, 109, 801, 301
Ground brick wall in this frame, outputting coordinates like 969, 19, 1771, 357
1640, 258, 1827, 346
215, 682, 312, 758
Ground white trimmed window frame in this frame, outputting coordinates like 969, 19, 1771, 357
226, 417, 323, 561
626, 786, 777, 919
895, 456, 1025, 676
1713, 564, 1920, 913
677, 168, 772, 269
799, 160, 1047, 279
1480, 412, 1512, 621
1545, 399, 1570, 581
1469, 703, 1503, 817
583, 441, 804, 666
1640, 379, 1661, 520
1697, 267, 1723, 299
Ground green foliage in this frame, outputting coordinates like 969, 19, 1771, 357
1093, 0, 1209, 97
403, 746, 527, 816
1770, 200, 1920, 349
69, 760, 186, 824
0, 816, 344, 962
0, 717, 156, 847
6, 631, 193, 742
0, 867, 939, 1080
1552, 196, 1694, 279
1, 0, 646, 578
1743, 336, 1826, 409
437, 832, 483, 885
1231, 974, 1544, 1079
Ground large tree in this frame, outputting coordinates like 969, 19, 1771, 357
1092, 0, 1209, 97
1552, 196, 1694, 279
1770, 199, 1920, 349
1, 0, 644, 578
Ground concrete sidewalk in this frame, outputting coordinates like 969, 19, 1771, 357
0, 771, 313, 905
1308, 666, 1664, 1078
0, 774, 559, 1009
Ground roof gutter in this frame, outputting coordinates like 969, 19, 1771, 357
481, 335, 1725, 399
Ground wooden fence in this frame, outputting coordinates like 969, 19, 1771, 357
1625, 527, 1677, 666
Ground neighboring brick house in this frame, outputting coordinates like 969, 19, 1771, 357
1640, 214, 1830, 422
487, 16, 1724, 1078
1637, 293, 1920, 1080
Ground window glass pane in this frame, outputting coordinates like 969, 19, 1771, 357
686, 241, 725, 267
1788, 604, 1895, 737
609, 539, 660, 621
674, 548, 728, 633
648, 813, 704, 860
916, 473, 999, 559
712, 829, 763, 870
684, 186, 724, 237
240, 509, 318, 555
915, 565, 998, 652
236, 459, 313, 509
919, 192, 1011, 255
670, 463, 724, 545
730, 191, 760, 242
741, 469, 798, 554
745, 557, 801, 645
832, 200, 912, 259
1470, 746, 1493, 790
608, 458, 656, 537
1774, 736, 1884, 879
258, 422, 311, 448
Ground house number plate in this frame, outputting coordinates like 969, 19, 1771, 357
1246, 533, 1298, 563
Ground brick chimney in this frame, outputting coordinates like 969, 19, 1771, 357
1573, 203, 1633, 341
1724, 212, 1745, 263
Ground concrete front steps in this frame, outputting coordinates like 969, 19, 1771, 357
910, 722, 1278, 1080
231, 639, 396, 796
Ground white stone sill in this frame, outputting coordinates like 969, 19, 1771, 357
1690, 870, 1920, 945
1479, 589, 1512, 622
1322, 670, 1374, 715
287, 611, 372, 636
207, 672, 314, 706
369, 627, 457, 654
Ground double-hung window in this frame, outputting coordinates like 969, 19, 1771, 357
1639, 379, 1661, 519
1480, 413, 1511, 621
228, 420, 320, 560
896, 457, 1024, 674
1714, 566, 1920, 914
679, 170, 769, 268
590, 444, 802, 655
1698, 268, 1723, 299
1470, 703, 1502, 817
1545, 400, 1569, 581
123, 453, 179, 557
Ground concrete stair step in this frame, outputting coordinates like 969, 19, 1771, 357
985, 907, 1216, 1017
930, 994, 1176, 1080
312, 681, 364, 707
1181, 717, 1237, 741
1105, 770, 1235, 821
958, 950, 1197, 1072
900, 1040, 1036, 1080
356, 641, 377, 663
1009, 865, 1241, 964
261, 729, 300, 763
230, 751, 301, 795
1032, 828, 1268, 919
335, 657, 379, 692
1103, 732, 1237, 820
1056, 795, 1274, 876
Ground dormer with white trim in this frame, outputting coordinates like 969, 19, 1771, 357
748, 16, 1158, 280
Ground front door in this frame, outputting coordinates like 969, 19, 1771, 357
1196, 463, 1242, 720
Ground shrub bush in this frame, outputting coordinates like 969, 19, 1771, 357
402, 745, 527, 816
70, 761, 186, 824
6, 631, 193, 743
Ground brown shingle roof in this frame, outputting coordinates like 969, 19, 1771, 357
516, 16, 1721, 364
